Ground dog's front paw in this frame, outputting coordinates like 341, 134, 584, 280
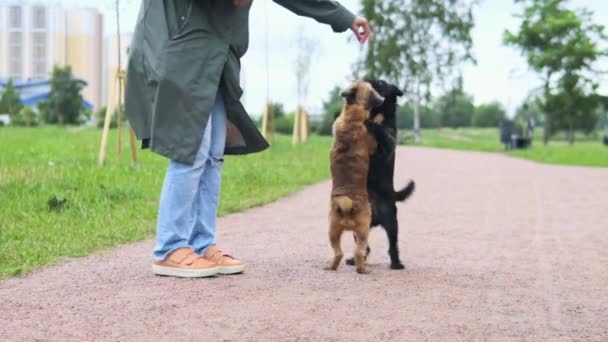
324, 265, 338, 271
390, 263, 405, 270
345, 257, 356, 266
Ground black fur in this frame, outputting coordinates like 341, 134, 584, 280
346, 79, 415, 270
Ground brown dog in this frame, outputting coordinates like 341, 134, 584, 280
325, 81, 385, 274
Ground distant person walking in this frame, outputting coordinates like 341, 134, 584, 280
125, 0, 371, 278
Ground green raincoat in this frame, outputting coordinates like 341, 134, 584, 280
125, 0, 356, 164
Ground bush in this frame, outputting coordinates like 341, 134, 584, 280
95, 105, 126, 129
472, 102, 507, 127
275, 113, 295, 135
10, 107, 39, 127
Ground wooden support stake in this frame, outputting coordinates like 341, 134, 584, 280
129, 127, 138, 164
98, 69, 138, 167
300, 110, 309, 142
98, 74, 117, 166
262, 101, 269, 138
292, 107, 301, 145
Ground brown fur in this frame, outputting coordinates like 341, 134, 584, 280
325, 81, 384, 274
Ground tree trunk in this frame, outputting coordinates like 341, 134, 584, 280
413, 78, 421, 143
542, 76, 551, 145
568, 124, 575, 145
543, 112, 550, 145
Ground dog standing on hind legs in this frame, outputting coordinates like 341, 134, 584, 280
325, 81, 384, 274
345, 79, 415, 270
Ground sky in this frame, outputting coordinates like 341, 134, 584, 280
62, 0, 608, 118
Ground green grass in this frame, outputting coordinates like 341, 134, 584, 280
403, 128, 608, 167
409, 127, 503, 152
508, 142, 608, 167
0, 126, 332, 277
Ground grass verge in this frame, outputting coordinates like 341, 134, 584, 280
0, 127, 332, 277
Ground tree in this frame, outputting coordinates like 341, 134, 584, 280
356, 0, 477, 141
398, 103, 440, 129
472, 101, 507, 127
317, 86, 343, 136
434, 79, 475, 128
504, 0, 608, 144
546, 80, 603, 143
269, 101, 285, 120
293, 25, 317, 143
0, 80, 24, 122
39, 65, 85, 125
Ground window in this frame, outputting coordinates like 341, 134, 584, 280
9, 31, 22, 44
32, 32, 48, 79
32, 6, 46, 29
33, 61, 47, 78
9, 6, 22, 29
9, 60, 22, 81
8, 32, 23, 81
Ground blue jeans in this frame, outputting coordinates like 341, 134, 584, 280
153, 90, 226, 260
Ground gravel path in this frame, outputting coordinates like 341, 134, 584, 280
2, 147, 608, 341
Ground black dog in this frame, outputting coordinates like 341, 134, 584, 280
346, 79, 415, 270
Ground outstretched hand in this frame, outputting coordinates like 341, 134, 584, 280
351, 17, 371, 44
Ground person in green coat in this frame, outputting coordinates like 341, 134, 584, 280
125, 0, 371, 278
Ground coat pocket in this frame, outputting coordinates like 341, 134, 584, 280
163, 0, 193, 40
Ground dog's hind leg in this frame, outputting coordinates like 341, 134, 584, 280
324, 224, 344, 271
385, 209, 405, 270
345, 233, 371, 266
354, 228, 370, 274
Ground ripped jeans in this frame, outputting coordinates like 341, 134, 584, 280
153, 90, 226, 260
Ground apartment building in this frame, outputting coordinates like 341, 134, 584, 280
0, 1, 103, 109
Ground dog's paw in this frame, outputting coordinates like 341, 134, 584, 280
345, 257, 356, 266
373, 114, 384, 125
356, 267, 371, 274
390, 263, 405, 270
324, 265, 338, 271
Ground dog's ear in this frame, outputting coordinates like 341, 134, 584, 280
340, 85, 357, 105
372, 89, 385, 108
392, 85, 404, 97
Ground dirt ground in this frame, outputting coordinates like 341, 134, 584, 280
1, 147, 608, 341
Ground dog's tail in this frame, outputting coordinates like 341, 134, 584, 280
395, 180, 415, 202
334, 196, 354, 214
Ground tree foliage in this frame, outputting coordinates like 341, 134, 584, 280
504, 0, 608, 144
433, 78, 475, 128
472, 101, 507, 128
39, 65, 86, 125
317, 86, 343, 136
0, 80, 24, 123
11, 107, 39, 127
397, 104, 440, 129
356, 0, 477, 139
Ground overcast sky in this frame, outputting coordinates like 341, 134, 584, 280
63, 0, 608, 117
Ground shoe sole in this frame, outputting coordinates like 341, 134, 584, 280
218, 264, 245, 275
152, 265, 219, 278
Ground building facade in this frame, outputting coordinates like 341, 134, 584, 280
0, 1, 103, 109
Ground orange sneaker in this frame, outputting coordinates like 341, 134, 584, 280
152, 247, 218, 278
203, 245, 245, 275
